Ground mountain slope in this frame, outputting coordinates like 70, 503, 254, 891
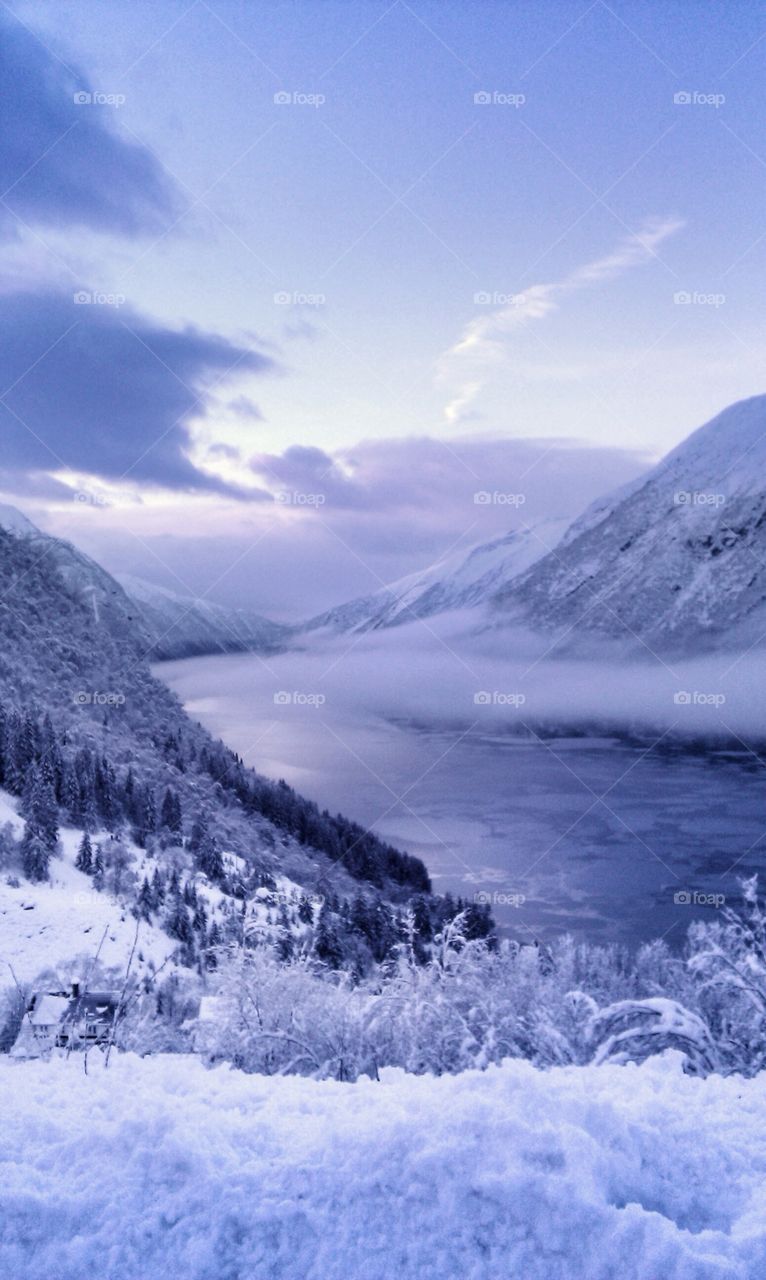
117, 572, 291, 660
493, 395, 766, 650
0, 514, 443, 998
0, 507, 291, 661
304, 519, 569, 635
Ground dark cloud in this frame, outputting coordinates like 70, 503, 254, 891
0, 290, 275, 495
0, 9, 177, 238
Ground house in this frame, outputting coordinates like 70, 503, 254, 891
12, 982, 120, 1057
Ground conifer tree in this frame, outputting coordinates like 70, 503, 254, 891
75, 831, 93, 874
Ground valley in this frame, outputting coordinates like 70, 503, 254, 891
161, 647, 766, 946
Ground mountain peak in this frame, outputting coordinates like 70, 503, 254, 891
658, 394, 766, 496
0, 503, 37, 536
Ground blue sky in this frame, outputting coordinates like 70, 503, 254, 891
2, 0, 765, 614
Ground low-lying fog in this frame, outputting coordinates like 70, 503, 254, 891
159, 617, 766, 948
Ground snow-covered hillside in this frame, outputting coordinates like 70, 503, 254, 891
0, 790, 173, 983
118, 572, 291, 660
3, 1049, 765, 1279
301, 395, 766, 654
0, 506, 289, 661
304, 519, 569, 634
494, 395, 766, 650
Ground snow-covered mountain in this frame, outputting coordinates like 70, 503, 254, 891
0, 506, 289, 660
301, 395, 766, 655
117, 573, 291, 661
493, 395, 766, 650
304, 519, 570, 634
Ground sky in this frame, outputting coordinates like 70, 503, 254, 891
1, 0, 765, 617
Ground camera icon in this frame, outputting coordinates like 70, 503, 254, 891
474, 890, 491, 905
73, 291, 92, 305
473, 291, 492, 305
673, 91, 692, 105
273, 291, 291, 305
674, 890, 692, 905
673, 291, 692, 305
474, 91, 492, 105
473, 691, 492, 705
273, 91, 292, 105
673, 691, 691, 705
72, 691, 90, 705
273, 691, 292, 705
473, 491, 492, 505
73, 91, 91, 105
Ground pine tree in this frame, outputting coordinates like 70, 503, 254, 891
137, 877, 153, 920
22, 829, 50, 882
93, 846, 105, 888
313, 905, 346, 969
75, 831, 93, 874
22, 765, 59, 852
197, 830, 224, 881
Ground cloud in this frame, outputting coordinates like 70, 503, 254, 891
227, 395, 264, 422
186, 433, 652, 616
0, 290, 275, 496
0, 8, 177, 239
439, 217, 685, 425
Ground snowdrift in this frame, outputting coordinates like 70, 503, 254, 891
3, 1052, 766, 1279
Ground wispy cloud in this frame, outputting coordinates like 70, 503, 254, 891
438, 217, 685, 426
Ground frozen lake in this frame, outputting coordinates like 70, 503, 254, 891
159, 651, 766, 948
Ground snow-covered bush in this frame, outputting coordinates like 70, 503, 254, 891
192, 883, 766, 1080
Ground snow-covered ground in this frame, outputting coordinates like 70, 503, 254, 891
0, 791, 174, 984
2, 1051, 765, 1279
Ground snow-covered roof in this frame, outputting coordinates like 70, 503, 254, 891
28, 994, 69, 1026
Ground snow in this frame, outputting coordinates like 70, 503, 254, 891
0, 790, 174, 984
305, 518, 569, 634
0, 503, 37, 536
2, 1050, 766, 1278
26, 993, 68, 1026
118, 571, 289, 658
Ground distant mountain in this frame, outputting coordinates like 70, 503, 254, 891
0, 507, 290, 661
304, 519, 570, 635
493, 395, 766, 651
301, 395, 766, 655
117, 573, 291, 661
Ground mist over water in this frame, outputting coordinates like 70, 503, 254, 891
159, 619, 766, 948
